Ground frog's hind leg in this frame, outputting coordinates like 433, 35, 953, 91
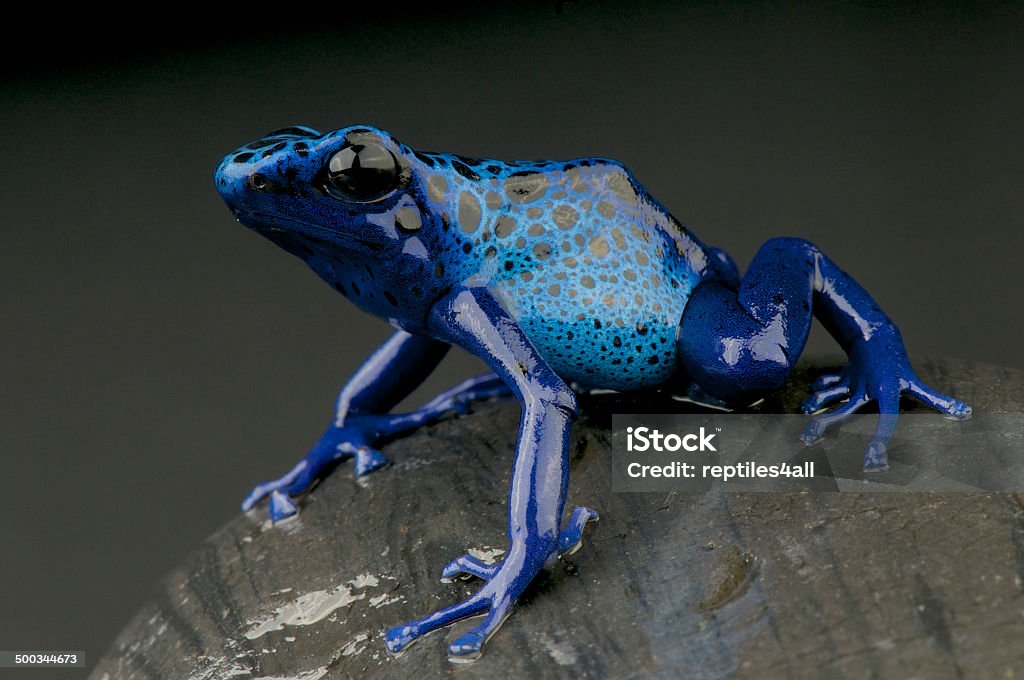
678, 237, 970, 470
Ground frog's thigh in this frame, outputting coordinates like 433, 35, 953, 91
677, 281, 800, 405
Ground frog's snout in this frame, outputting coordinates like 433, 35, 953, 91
214, 126, 324, 210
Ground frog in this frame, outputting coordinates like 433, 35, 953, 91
213, 124, 971, 662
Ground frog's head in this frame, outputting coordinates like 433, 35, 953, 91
215, 124, 421, 262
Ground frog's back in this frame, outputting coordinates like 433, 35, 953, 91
421, 154, 718, 391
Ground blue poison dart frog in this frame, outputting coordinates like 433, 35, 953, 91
214, 124, 971, 662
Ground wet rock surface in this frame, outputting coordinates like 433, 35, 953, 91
92, 358, 1024, 679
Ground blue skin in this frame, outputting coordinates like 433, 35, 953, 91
214, 124, 970, 661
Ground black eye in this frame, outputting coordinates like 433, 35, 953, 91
325, 143, 401, 202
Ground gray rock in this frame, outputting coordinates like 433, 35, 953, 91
91, 358, 1024, 679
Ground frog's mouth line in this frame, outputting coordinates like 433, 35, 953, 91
234, 209, 323, 234
236, 210, 383, 254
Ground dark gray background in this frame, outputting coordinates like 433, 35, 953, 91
1, 3, 1021, 676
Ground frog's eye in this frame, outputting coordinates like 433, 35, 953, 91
325, 143, 401, 203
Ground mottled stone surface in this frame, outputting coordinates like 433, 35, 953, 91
92, 358, 1024, 679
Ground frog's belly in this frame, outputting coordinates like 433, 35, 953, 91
493, 273, 692, 391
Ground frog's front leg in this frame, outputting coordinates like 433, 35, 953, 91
679, 237, 971, 470
385, 286, 597, 662
243, 331, 509, 521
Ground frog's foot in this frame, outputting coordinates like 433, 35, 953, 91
800, 371, 851, 414
441, 555, 499, 581
906, 380, 973, 420
799, 340, 972, 471
385, 590, 498, 662
242, 437, 389, 521
557, 506, 600, 556
386, 546, 548, 663
390, 510, 598, 661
